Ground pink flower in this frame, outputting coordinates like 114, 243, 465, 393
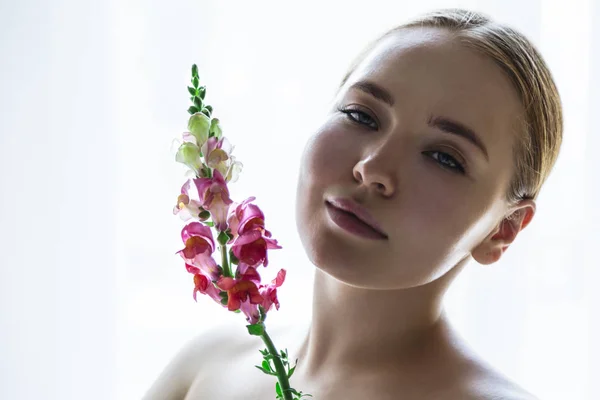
216, 268, 286, 324
176, 222, 220, 281
185, 263, 224, 304
201, 137, 230, 173
226, 197, 282, 268
172, 180, 203, 221
231, 229, 281, 268
239, 301, 261, 325
226, 196, 273, 242
216, 276, 264, 324
235, 264, 262, 283
200, 136, 243, 183
259, 269, 286, 313
226, 197, 252, 242
193, 169, 233, 232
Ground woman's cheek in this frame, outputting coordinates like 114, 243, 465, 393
307, 127, 355, 175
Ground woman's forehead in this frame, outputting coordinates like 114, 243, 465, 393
350, 31, 516, 106
343, 29, 525, 145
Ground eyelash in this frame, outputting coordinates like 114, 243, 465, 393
337, 105, 467, 175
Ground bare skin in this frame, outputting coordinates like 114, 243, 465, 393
152, 319, 537, 399
144, 26, 540, 399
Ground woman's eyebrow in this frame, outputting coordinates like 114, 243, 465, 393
348, 80, 489, 162
427, 115, 489, 161
348, 80, 395, 107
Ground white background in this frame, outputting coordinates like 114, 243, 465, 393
1, 0, 598, 399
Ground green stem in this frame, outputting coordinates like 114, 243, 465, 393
260, 328, 294, 400
220, 243, 232, 277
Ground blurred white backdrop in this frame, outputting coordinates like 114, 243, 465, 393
1, 0, 598, 399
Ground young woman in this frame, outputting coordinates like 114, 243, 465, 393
144, 8, 562, 400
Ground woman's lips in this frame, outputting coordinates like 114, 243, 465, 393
325, 200, 388, 240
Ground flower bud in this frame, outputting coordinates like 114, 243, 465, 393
175, 142, 202, 174
209, 118, 222, 139
188, 112, 211, 147
225, 156, 243, 183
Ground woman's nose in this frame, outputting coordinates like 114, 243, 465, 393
352, 157, 396, 197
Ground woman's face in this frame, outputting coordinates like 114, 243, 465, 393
295, 27, 526, 289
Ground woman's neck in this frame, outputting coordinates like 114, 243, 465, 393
294, 260, 468, 379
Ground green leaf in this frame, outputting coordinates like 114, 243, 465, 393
201, 108, 211, 118
193, 96, 203, 109
203, 221, 214, 227
198, 210, 211, 221
233, 309, 241, 313
246, 323, 265, 336
276, 382, 282, 397
187, 86, 196, 96
287, 365, 296, 378
205, 105, 213, 114
199, 86, 206, 99
193, 76, 199, 88
187, 106, 199, 115
229, 251, 239, 265
192, 64, 198, 78
254, 365, 276, 376
261, 360, 271, 372
219, 291, 228, 305
217, 231, 229, 245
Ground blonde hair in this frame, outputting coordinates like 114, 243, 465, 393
337, 8, 563, 205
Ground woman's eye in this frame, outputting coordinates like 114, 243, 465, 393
338, 107, 378, 130
337, 106, 466, 175
423, 151, 466, 175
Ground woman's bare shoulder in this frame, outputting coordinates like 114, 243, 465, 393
457, 365, 540, 400
142, 321, 249, 400
441, 329, 539, 400
460, 382, 540, 400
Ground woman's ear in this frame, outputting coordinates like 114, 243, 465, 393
471, 200, 536, 265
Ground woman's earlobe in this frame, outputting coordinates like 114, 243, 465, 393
471, 218, 517, 265
472, 246, 502, 265
471, 202, 536, 266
